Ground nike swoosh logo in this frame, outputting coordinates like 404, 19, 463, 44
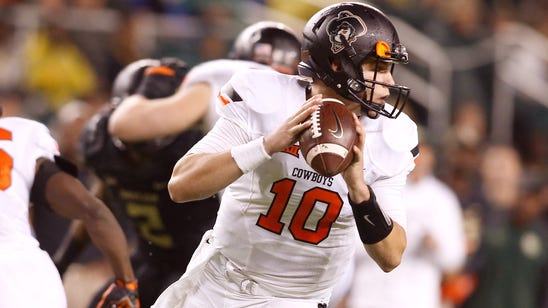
328, 109, 343, 139
363, 215, 375, 226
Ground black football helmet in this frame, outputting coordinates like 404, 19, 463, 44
111, 58, 160, 107
229, 21, 301, 74
299, 2, 410, 118
109, 59, 176, 155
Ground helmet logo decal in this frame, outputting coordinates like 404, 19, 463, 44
326, 11, 367, 54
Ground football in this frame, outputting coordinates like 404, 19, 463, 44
299, 98, 357, 177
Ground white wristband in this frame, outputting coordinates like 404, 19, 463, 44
230, 136, 272, 174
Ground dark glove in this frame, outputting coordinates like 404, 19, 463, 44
135, 57, 188, 99
97, 279, 140, 308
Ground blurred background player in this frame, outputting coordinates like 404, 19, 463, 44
46, 98, 113, 307
460, 145, 548, 308
340, 142, 466, 308
53, 58, 220, 308
108, 20, 301, 141
0, 104, 139, 307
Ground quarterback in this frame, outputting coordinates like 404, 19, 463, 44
156, 2, 419, 307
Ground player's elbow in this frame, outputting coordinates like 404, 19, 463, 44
168, 177, 206, 202
168, 168, 200, 203
107, 102, 141, 141
168, 177, 190, 202
168, 153, 214, 202
377, 254, 402, 272
367, 225, 406, 272
107, 113, 126, 139
366, 246, 404, 273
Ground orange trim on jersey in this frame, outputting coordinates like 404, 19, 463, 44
218, 93, 231, 105
413, 156, 421, 166
282, 144, 300, 158
145, 66, 175, 76
0, 128, 12, 140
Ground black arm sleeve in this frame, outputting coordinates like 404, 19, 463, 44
30, 157, 78, 209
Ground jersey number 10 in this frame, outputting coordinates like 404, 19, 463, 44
257, 178, 343, 245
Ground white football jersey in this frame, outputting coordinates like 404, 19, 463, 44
182, 59, 273, 131
187, 69, 418, 299
0, 117, 59, 249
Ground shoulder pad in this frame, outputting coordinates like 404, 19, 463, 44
382, 111, 419, 155
184, 59, 271, 88
364, 112, 419, 177
223, 69, 305, 114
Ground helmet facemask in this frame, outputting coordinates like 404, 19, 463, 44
323, 37, 410, 119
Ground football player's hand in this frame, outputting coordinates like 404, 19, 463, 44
135, 57, 188, 99
96, 279, 140, 308
263, 94, 322, 155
